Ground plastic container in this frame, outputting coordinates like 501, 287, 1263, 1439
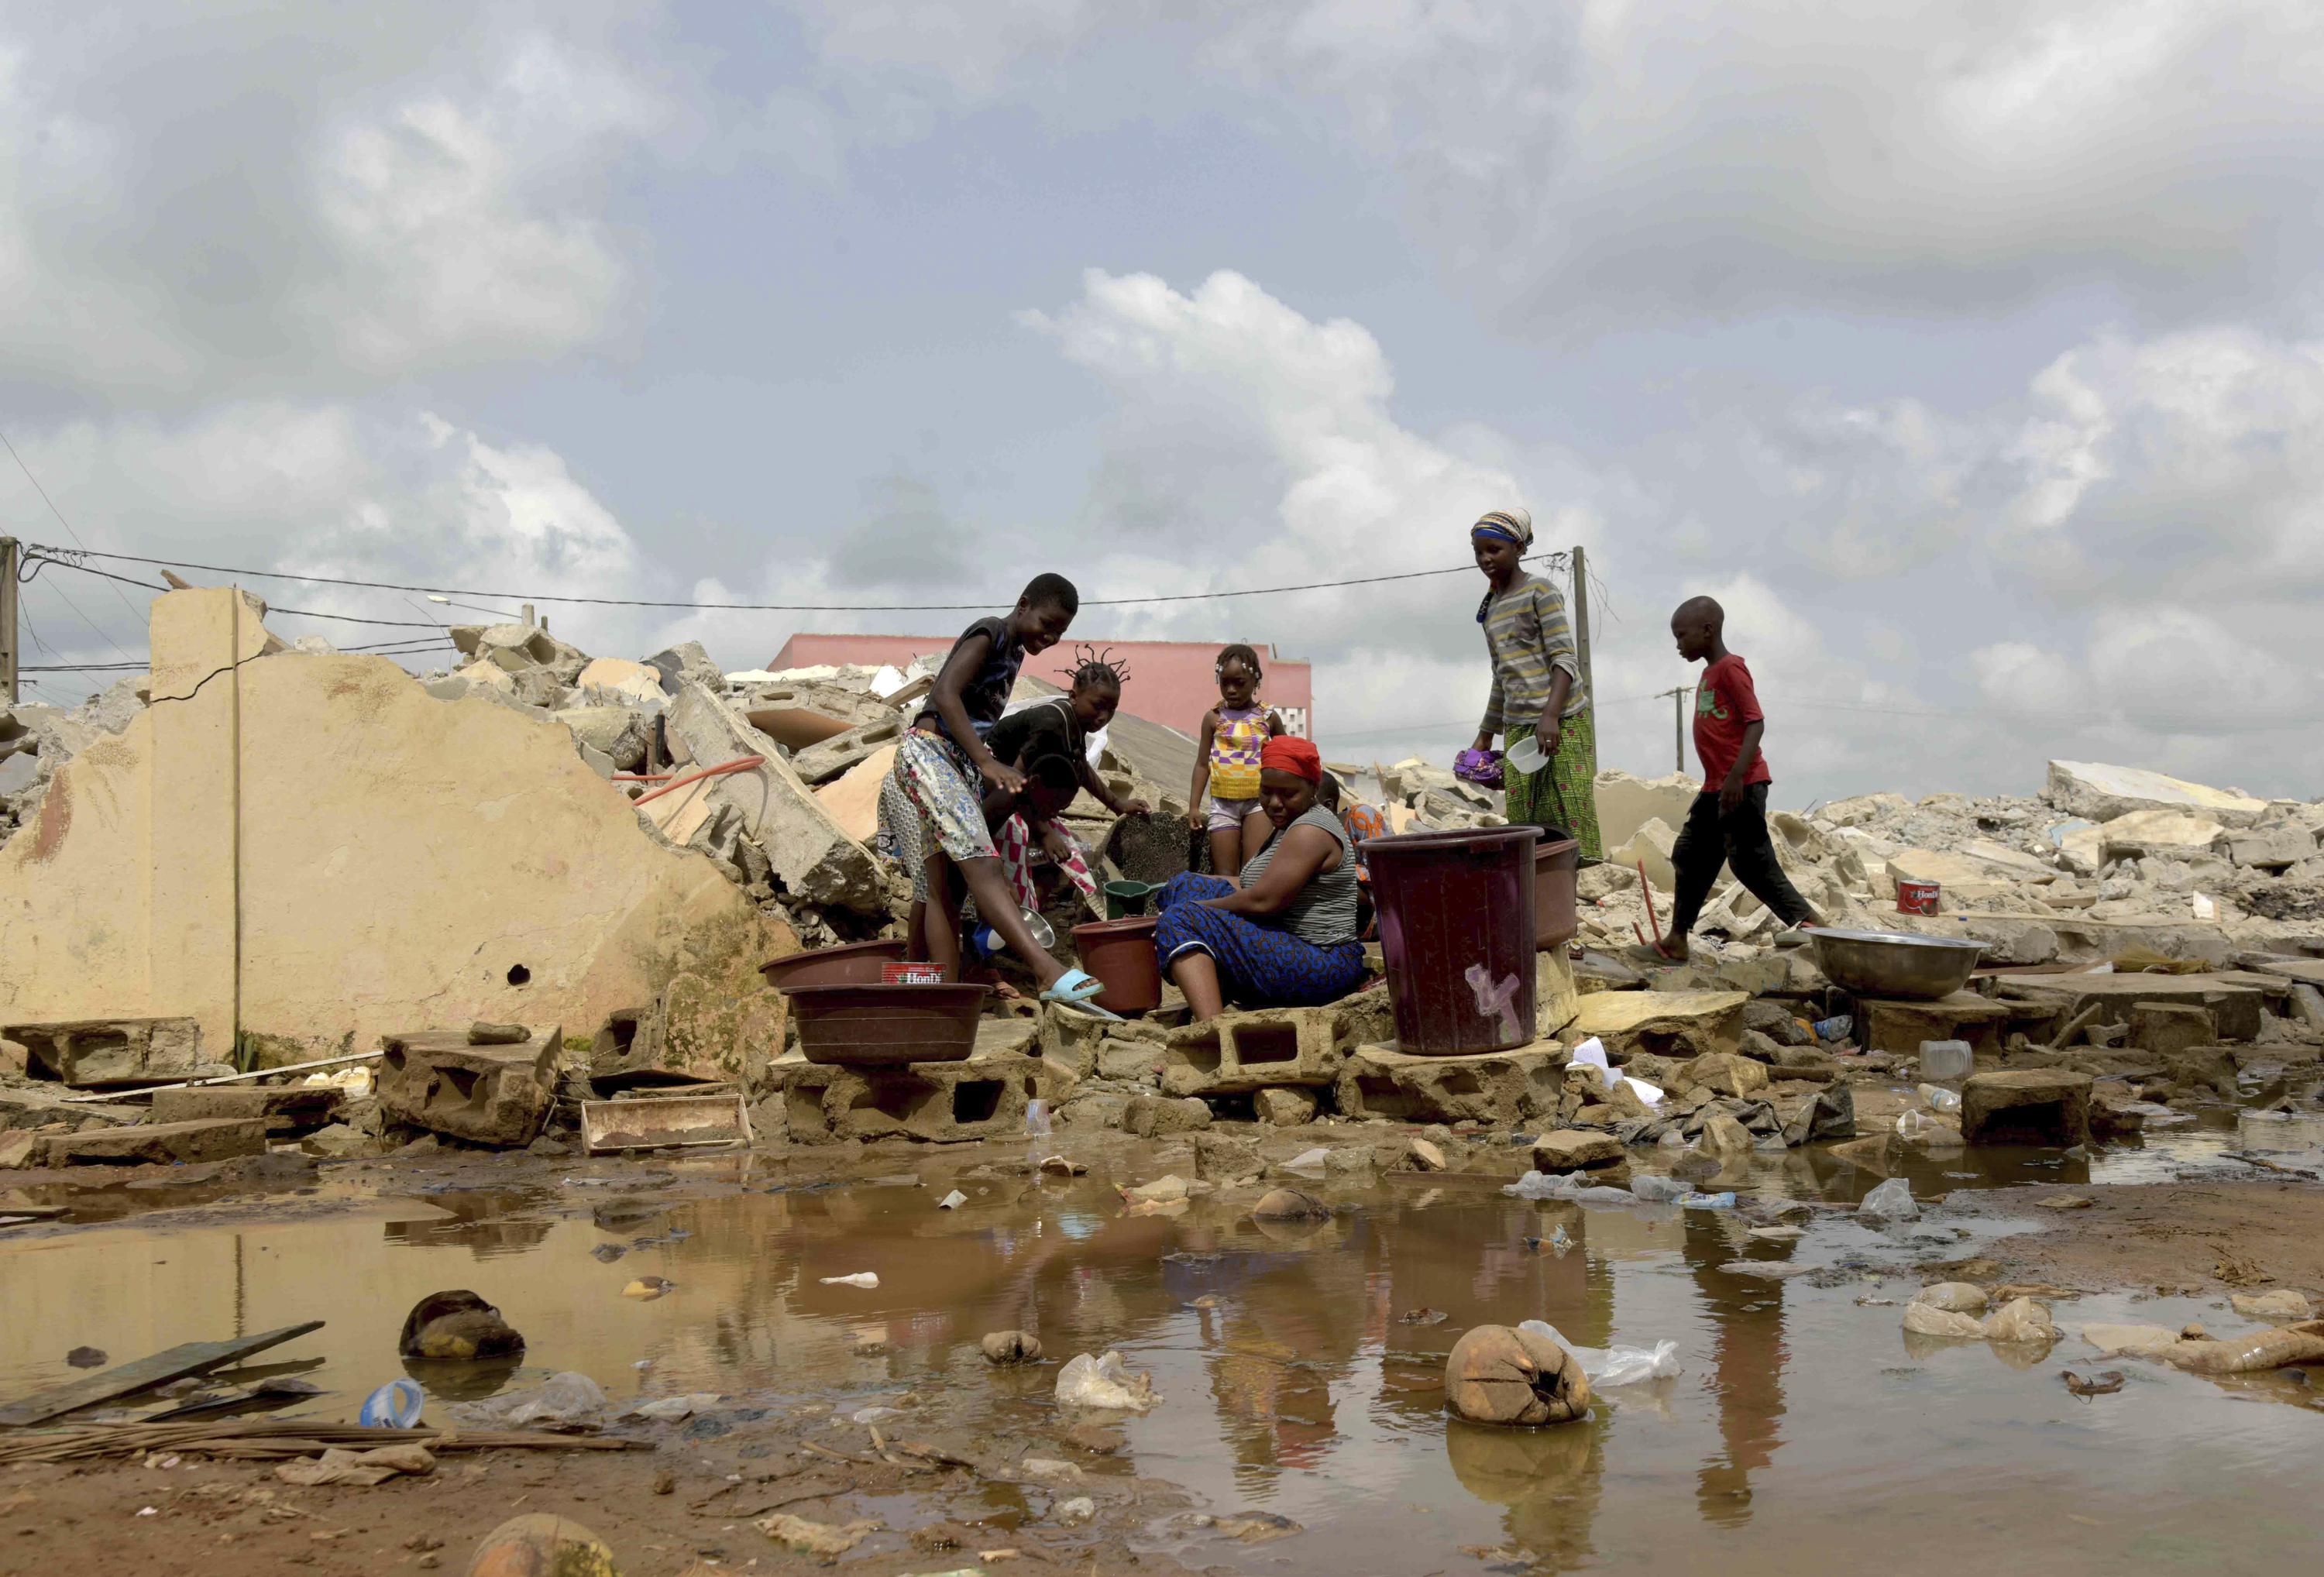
758, 939, 909, 991
1896, 878, 1941, 915
1071, 916, 1164, 1014
1532, 837, 1580, 950
1102, 878, 1166, 919
1504, 735, 1549, 775
882, 962, 947, 984
788, 981, 989, 1065
1919, 1039, 1975, 1082
1364, 826, 1540, 1055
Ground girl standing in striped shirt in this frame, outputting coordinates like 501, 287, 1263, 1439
1469, 507, 1604, 860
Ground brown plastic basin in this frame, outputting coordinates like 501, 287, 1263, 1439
758, 939, 909, 991
788, 982, 989, 1065
1534, 837, 1580, 950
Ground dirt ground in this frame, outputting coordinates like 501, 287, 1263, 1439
1947, 1178, 2324, 1299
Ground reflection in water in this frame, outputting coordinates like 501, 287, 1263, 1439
1680, 1209, 1789, 1527
6, 1129, 2324, 1576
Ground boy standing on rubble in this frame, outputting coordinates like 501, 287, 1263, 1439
1642, 596, 1822, 960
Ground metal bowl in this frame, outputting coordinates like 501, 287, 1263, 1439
1808, 927, 1984, 1001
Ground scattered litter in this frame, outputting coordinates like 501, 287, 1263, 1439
623, 1276, 676, 1300
1748, 1225, 1804, 1242
1055, 1350, 1157, 1411
1629, 1174, 1691, 1204
1446, 1324, 1592, 1424
630, 1393, 720, 1421
452, 1370, 607, 1429
937, 1190, 967, 1210
1858, 1177, 1920, 1223
1504, 1171, 1635, 1204
1281, 1147, 1331, 1173
276, 1445, 435, 1487
358, 1379, 423, 1429
1676, 1191, 1735, 1209
1397, 1307, 1449, 1325
757, 1512, 882, 1557
2040, 1195, 2097, 1211
850, 1406, 905, 1424
981, 1330, 1043, 1365
2062, 1369, 2126, 1397
1568, 1038, 1617, 1090
820, 1273, 880, 1289
1054, 1496, 1096, 1526
1037, 1155, 1086, 1176
1813, 1014, 1854, 1043
1916, 1084, 1962, 1114
1520, 1321, 1683, 1386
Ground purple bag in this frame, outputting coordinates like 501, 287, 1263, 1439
1453, 748, 1504, 790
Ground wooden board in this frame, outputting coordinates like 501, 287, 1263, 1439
0, 1321, 324, 1428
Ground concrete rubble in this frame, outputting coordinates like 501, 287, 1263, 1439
4, 586, 2322, 1175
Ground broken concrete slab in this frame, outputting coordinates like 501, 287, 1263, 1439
1592, 770, 1701, 857
1853, 991, 2010, 1059
1159, 993, 1392, 1097
791, 717, 909, 786
1609, 817, 1679, 892
1531, 1130, 1623, 1171
554, 706, 651, 772
574, 658, 666, 709
378, 1026, 561, 1147
1961, 1070, 2092, 1148
647, 641, 725, 694
1, 1018, 205, 1087
148, 1085, 343, 1135
1334, 1042, 1565, 1125
1667, 1051, 1769, 1099
1254, 1087, 1318, 1125
2216, 826, 2318, 871
661, 679, 884, 912
2099, 809, 2227, 863
813, 744, 899, 847
1566, 990, 1747, 1061
1123, 1094, 1213, 1136
2130, 1002, 2215, 1056
1992, 974, 2264, 1043
1535, 947, 1580, 1037
590, 973, 787, 1091
2044, 761, 2271, 828
40, 1118, 268, 1166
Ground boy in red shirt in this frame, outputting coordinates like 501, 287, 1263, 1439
1644, 596, 1821, 960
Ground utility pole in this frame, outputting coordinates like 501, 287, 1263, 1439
1, 537, 19, 704
1569, 545, 1592, 708
1658, 685, 1690, 771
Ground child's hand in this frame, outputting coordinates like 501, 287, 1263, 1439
1119, 796, 1151, 816
982, 758, 1027, 796
1718, 773, 1745, 813
1186, 806, 1206, 830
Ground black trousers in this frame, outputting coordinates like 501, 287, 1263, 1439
1667, 783, 1817, 936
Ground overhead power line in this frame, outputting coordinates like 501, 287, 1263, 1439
30, 541, 1564, 614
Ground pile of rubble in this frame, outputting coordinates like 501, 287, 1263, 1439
7, 605, 2322, 1175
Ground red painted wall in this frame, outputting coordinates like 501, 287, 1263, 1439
767, 633, 1314, 740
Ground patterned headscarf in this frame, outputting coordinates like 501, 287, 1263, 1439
1471, 507, 1534, 548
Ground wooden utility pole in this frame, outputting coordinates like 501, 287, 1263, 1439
1569, 545, 1592, 709
1658, 684, 1690, 771
1, 537, 19, 703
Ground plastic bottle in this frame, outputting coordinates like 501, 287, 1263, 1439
1919, 1039, 1974, 1082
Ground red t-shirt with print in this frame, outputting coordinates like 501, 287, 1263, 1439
1693, 655, 1773, 790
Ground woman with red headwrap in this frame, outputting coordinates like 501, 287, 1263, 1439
1151, 735, 1368, 1020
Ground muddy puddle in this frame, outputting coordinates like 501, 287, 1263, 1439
4, 1115, 2321, 1574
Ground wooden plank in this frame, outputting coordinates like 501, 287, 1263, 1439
0, 1321, 324, 1428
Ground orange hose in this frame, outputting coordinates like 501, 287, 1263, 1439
632, 754, 764, 806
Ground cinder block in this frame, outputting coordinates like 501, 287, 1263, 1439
2, 1018, 204, 1087
378, 1026, 562, 1147
42, 1118, 267, 1166
1855, 991, 2009, 1058
775, 1050, 1073, 1144
1159, 991, 1391, 1097
1333, 1042, 1566, 1125
1961, 1070, 2092, 1148
149, 1085, 343, 1134
2131, 1002, 2215, 1057
1565, 991, 1747, 1061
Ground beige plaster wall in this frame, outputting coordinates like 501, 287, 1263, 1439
0, 589, 780, 1062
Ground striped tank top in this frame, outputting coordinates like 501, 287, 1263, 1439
1210, 706, 1268, 799
1242, 806, 1360, 947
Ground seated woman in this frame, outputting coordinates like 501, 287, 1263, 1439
1154, 736, 1368, 1021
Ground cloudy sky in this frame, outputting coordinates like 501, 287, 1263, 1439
5, 1, 2322, 803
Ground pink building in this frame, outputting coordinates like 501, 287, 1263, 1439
766, 633, 1314, 741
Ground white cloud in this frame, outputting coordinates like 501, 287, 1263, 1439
0, 11, 662, 400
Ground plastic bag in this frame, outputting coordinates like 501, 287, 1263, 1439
1054, 1350, 1157, 1411
1629, 1173, 1690, 1203
1813, 1014, 1854, 1043
1981, 1297, 2057, 1345
1504, 1171, 1634, 1204
1568, 1038, 1618, 1091
1281, 1147, 1330, 1173
1518, 1321, 1683, 1386
1624, 1077, 1665, 1107
456, 1371, 607, 1428
820, 1272, 880, 1289
1858, 1177, 1919, 1222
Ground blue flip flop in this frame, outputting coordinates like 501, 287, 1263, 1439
1042, 968, 1122, 1019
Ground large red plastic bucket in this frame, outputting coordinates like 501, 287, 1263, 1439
1365, 827, 1540, 1054
1071, 915, 1164, 1014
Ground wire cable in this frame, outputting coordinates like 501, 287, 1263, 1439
31, 541, 1567, 614
0, 428, 152, 627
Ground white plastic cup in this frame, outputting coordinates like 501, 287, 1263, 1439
1025, 1099, 1052, 1139
1504, 736, 1549, 775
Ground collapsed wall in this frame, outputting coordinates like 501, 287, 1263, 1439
0, 588, 785, 1066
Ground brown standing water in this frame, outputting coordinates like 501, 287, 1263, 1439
3, 1111, 2320, 1573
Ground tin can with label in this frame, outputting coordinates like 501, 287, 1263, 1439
882, 962, 947, 985
1896, 879, 1941, 916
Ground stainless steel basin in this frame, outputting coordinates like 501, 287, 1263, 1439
1808, 927, 1984, 1001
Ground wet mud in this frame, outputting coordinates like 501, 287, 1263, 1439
2, 1108, 2321, 1576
